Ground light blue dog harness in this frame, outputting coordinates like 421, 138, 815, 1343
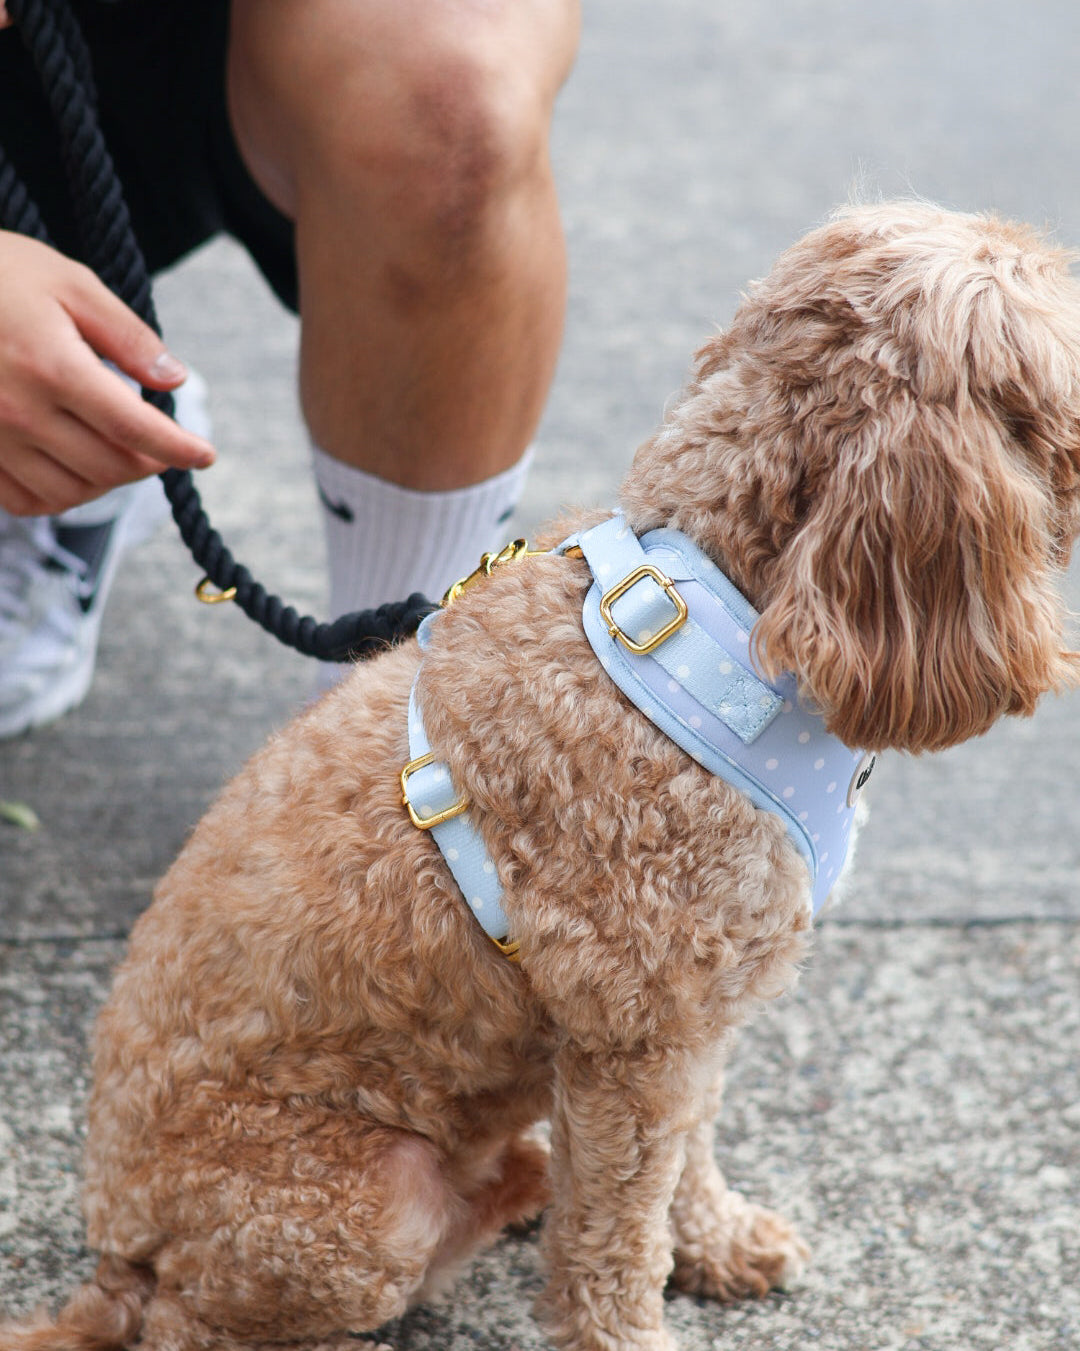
402, 663, 518, 957
401, 516, 875, 956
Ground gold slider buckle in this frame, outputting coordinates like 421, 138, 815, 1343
492, 935, 521, 963
599, 564, 688, 654
195, 576, 238, 605
400, 752, 469, 830
442, 538, 541, 607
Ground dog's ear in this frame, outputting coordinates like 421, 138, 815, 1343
744, 206, 1080, 753
752, 398, 1080, 752
624, 204, 1080, 753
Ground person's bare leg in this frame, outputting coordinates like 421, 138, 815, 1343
226, 0, 579, 490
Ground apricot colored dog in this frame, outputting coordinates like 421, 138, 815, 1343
6, 202, 1080, 1351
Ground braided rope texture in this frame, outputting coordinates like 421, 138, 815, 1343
0, 0, 437, 661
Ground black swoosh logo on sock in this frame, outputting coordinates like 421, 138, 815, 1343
316, 483, 355, 523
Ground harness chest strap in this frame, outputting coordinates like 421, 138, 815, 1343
402, 617, 519, 960
400, 515, 875, 957
573, 515, 873, 911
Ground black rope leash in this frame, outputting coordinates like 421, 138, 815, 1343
0, 0, 437, 661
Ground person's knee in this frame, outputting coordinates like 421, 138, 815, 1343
375, 43, 553, 245
229, 0, 580, 244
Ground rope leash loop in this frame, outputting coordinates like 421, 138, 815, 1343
0, 0, 437, 662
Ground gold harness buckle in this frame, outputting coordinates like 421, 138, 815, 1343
599, 564, 688, 654
400, 752, 469, 830
413, 536, 544, 961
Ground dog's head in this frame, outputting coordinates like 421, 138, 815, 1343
621, 202, 1080, 752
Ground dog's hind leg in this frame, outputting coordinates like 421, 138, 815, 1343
92, 1106, 463, 1351
668, 1072, 808, 1301
136, 1295, 395, 1351
129, 1121, 550, 1351
459, 1126, 552, 1237
411, 1125, 552, 1305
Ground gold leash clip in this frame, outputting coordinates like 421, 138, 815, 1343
441, 538, 541, 607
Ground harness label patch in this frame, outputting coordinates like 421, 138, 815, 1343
846, 753, 876, 808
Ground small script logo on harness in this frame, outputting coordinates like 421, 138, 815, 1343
846, 753, 876, 809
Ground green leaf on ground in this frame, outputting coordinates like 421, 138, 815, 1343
0, 800, 40, 831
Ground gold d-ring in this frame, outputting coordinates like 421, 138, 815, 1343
195, 576, 238, 605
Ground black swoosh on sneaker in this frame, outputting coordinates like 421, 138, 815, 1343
51, 520, 117, 615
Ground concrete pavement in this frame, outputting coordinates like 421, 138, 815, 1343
2, 2, 1079, 1347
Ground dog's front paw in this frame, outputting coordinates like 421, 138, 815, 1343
538, 1280, 678, 1351
670, 1191, 808, 1301
322, 1342, 394, 1351
541, 1311, 678, 1351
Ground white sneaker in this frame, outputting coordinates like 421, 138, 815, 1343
0, 373, 210, 738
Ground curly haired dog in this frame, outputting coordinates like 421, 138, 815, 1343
6, 202, 1080, 1351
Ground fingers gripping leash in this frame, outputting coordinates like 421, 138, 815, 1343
0, 0, 438, 662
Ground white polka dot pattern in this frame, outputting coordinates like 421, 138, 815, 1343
576, 514, 871, 914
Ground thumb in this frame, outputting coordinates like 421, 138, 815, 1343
63, 262, 189, 391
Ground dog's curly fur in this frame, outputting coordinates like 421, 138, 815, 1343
6, 202, 1080, 1351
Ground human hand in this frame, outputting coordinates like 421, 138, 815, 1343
0, 231, 216, 515
0, 4, 11, 30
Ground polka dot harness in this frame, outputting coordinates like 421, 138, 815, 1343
571, 513, 873, 914
402, 513, 874, 958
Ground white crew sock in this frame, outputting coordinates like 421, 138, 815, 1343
312, 445, 534, 680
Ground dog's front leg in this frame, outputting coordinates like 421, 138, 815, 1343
669, 1071, 808, 1300
537, 1044, 696, 1351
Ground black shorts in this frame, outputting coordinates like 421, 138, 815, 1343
0, 0, 299, 311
